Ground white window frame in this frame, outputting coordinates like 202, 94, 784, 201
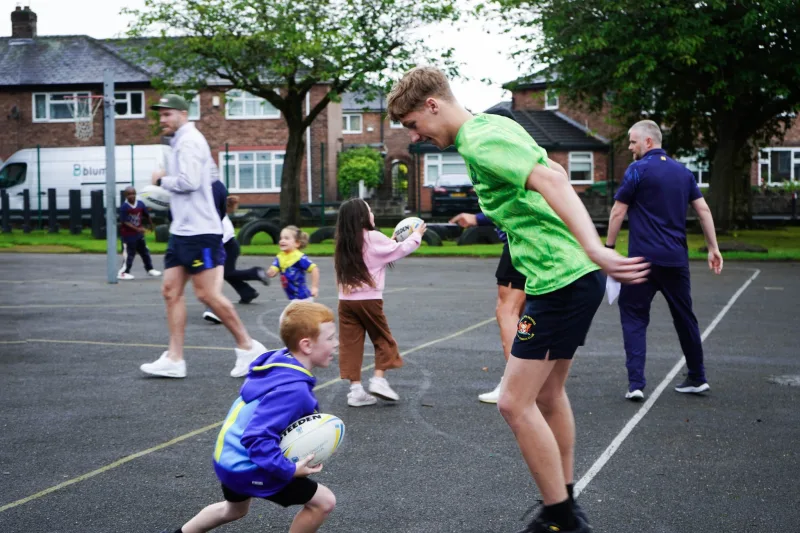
568, 152, 594, 184
677, 154, 711, 188
424, 153, 468, 187
225, 89, 280, 120
220, 150, 285, 193
758, 147, 800, 186
32, 91, 91, 123
188, 93, 201, 121
544, 89, 559, 110
343, 114, 363, 134
113, 91, 146, 119
390, 119, 404, 129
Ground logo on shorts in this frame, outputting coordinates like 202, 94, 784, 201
517, 315, 536, 341
192, 259, 204, 268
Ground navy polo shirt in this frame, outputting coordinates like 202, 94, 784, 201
614, 148, 703, 266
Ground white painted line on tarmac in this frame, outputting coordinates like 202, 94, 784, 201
574, 268, 761, 496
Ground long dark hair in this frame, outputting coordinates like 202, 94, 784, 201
334, 198, 375, 293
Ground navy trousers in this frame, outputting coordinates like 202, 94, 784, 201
223, 238, 260, 300
619, 264, 706, 391
121, 234, 154, 273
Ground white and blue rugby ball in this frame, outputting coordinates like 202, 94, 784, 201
139, 184, 171, 212
279, 413, 346, 467
393, 216, 424, 243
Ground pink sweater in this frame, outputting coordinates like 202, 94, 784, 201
338, 230, 422, 300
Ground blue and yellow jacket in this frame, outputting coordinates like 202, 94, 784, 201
212, 348, 318, 497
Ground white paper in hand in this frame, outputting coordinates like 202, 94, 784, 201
606, 276, 621, 305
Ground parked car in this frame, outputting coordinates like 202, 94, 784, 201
430, 174, 479, 217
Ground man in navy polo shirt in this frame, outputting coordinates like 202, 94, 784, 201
605, 120, 723, 400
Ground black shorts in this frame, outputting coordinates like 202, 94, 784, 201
495, 243, 526, 291
511, 270, 606, 360
164, 234, 225, 274
221, 477, 319, 508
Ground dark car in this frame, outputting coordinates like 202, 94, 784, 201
430, 174, 479, 217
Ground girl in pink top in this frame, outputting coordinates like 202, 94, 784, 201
334, 198, 426, 407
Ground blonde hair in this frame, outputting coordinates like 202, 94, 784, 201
279, 302, 335, 352
387, 66, 455, 122
629, 120, 663, 146
283, 225, 309, 250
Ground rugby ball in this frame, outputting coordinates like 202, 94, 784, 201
279, 413, 345, 467
139, 184, 171, 212
393, 216, 424, 242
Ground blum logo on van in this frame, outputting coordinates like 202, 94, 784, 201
73, 164, 106, 177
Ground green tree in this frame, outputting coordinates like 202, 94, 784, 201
337, 146, 384, 197
489, 0, 800, 230
125, 0, 459, 227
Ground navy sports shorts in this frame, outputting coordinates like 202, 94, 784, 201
495, 242, 526, 290
511, 270, 606, 360
164, 234, 225, 274
221, 477, 318, 508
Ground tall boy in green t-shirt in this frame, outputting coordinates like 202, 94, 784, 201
388, 67, 650, 533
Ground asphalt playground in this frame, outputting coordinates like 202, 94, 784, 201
0, 253, 798, 533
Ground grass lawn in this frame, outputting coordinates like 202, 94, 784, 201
1, 226, 800, 260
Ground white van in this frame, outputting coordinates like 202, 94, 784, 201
0, 145, 171, 211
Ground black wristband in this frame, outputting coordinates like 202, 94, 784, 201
604, 243, 615, 249
156, 178, 162, 187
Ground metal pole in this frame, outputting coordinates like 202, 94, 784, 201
131, 144, 135, 188
103, 70, 118, 284
320, 142, 325, 226
37, 144, 42, 229
225, 142, 230, 188
416, 153, 421, 218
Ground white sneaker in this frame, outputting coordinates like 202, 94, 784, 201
347, 385, 377, 407
231, 339, 267, 378
368, 376, 399, 401
478, 380, 502, 404
625, 389, 645, 401
148, 269, 162, 277
140, 351, 186, 378
117, 272, 134, 280
203, 310, 222, 324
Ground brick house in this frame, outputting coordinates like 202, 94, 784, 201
0, 5, 360, 210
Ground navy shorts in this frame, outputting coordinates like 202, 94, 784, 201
511, 270, 606, 360
221, 478, 318, 508
164, 234, 225, 274
495, 242, 526, 291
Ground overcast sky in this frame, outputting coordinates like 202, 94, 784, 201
3, 0, 526, 112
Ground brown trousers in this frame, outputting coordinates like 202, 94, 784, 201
338, 299, 403, 382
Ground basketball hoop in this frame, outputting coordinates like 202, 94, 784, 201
65, 95, 104, 141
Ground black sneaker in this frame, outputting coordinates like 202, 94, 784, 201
515, 516, 591, 533
239, 291, 259, 304
674, 378, 710, 393
516, 501, 591, 533
256, 267, 270, 286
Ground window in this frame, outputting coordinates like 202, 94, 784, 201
114, 91, 145, 118
343, 114, 363, 134
188, 94, 201, 120
33, 92, 91, 122
677, 154, 711, 187
424, 153, 468, 186
390, 119, 403, 129
758, 148, 800, 185
225, 89, 280, 119
568, 152, 593, 183
545, 89, 559, 110
220, 151, 284, 192
0, 163, 27, 189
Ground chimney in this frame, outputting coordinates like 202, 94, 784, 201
11, 5, 37, 39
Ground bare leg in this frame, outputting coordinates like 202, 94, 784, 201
536, 359, 576, 485
192, 267, 252, 350
497, 354, 569, 505
162, 266, 190, 362
181, 499, 250, 533
496, 283, 527, 362
289, 484, 336, 533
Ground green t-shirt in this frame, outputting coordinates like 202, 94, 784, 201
455, 113, 599, 295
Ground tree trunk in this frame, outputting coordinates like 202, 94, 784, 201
708, 116, 753, 232
279, 103, 307, 228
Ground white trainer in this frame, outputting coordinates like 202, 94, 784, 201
203, 310, 222, 324
231, 339, 267, 378
148, 269, 162, 277
625, 389, 645, 401
478, 380, 503, 404
347, 385, 377, 407
140, 351, 186, 378
117, 272, 134, 280
368, 376, 399, 401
